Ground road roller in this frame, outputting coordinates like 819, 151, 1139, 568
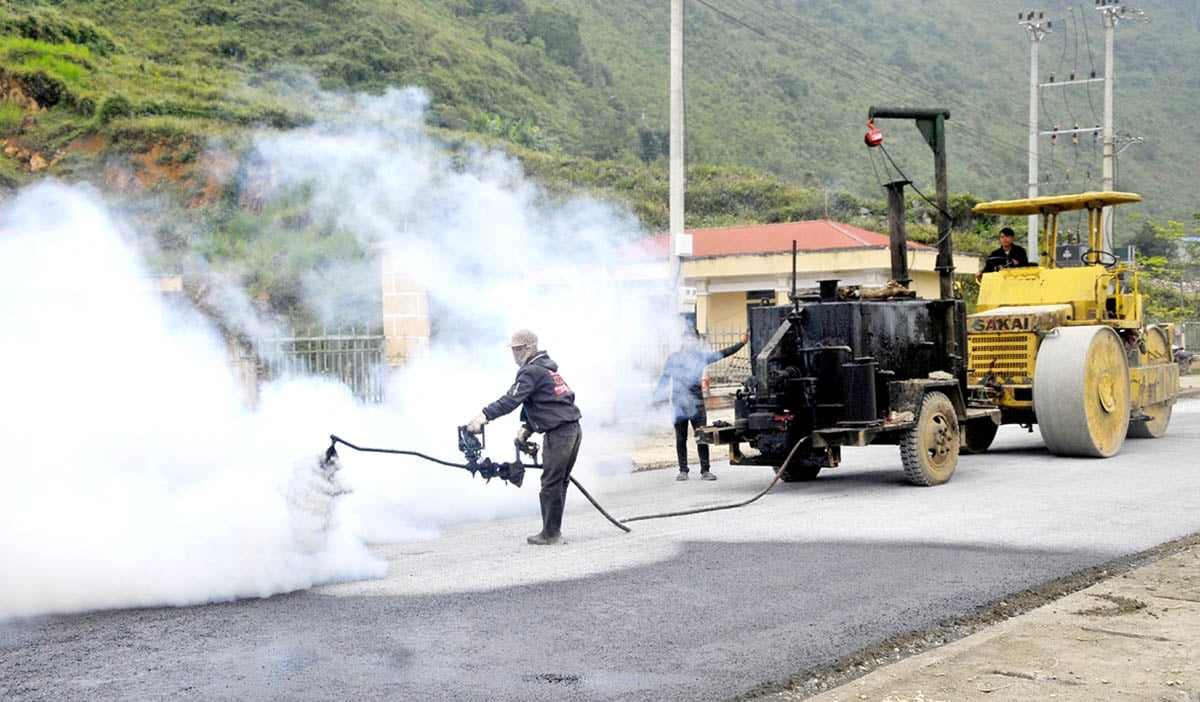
966, 191, 1179, 457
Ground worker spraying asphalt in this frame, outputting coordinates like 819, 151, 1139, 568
460, 329, 583, 545
329, 330, 633, 544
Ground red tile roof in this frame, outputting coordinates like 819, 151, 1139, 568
625, 220, 931, 259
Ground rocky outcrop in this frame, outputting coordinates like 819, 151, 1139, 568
0, 71, 53, 112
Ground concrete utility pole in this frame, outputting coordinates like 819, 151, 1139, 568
1096, 0, 1143, 253
669, 0, 693, 321
1019, 11, 1052, 258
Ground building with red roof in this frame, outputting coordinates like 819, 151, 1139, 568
627, 220, 979, 335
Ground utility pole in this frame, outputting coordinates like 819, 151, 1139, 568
1019, 11, 1051, 259
669, 0, 693, 325
1096, 0, 1144, 253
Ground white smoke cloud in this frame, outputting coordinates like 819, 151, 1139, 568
0, 182, 387, 620
0, 85, 679, 621
242, 86, 676, 422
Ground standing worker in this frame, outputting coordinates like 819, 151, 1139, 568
465, 329, 582, 545
653, 328, 747, 481
977, 226, 1030, 281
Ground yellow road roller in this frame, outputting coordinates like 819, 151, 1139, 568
965, 191, 1179, 457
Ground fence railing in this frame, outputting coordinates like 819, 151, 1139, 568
254, 331, 386, 404
702, 329, 753, 387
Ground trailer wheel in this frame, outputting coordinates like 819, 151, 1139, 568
780, 457, 822, 482
962, 420, 998, 454
1033, 326, 1129, 457
901, 391, 959, 486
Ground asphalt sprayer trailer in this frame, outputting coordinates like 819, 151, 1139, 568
697, 107, 999, 486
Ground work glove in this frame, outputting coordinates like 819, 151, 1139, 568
465, 412, 488, 434
516, 425, 532, 443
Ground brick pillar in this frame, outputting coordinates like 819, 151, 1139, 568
379, 248, 430, 367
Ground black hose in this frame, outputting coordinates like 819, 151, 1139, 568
568, 476, 632, 532
326, 434, 631, 533
328, 434, 469, 469
324, 434, 801, 534
619, 437, 809, 524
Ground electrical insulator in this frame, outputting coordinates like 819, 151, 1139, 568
863, 119, 883, 147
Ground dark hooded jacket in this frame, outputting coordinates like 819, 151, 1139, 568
482, 351, 581, 433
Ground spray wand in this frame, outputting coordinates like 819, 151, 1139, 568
322, 427, 631, 532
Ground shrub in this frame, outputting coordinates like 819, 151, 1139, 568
96, 93, 133, 124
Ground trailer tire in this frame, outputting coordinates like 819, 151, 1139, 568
901, 391, 959, 486
780, 458, 822, 482
962, 419, 998, 454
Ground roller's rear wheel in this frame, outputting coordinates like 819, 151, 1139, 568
901, 391, 959, 486
1128, 402, 1172, 439
1034, 326, 1130, 457
1128, 325, 1173, 439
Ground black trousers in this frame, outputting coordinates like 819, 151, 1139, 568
539, 421, 582, 536
673, 405, 709, 473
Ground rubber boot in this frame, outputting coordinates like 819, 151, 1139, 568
527, 492, 563, 545
527, 531, 562, 545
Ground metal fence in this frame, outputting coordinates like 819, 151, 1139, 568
255, 331, 387, 404
697, 329, 753, 388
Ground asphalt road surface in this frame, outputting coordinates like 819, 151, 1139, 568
5, 400, 1200, 701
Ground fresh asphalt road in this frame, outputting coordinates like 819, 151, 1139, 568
6, 400, 1200, 701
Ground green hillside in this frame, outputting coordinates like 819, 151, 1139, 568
2, 0, 1197, 324
548, 0, 1199, 224
3, 0, 1197, 222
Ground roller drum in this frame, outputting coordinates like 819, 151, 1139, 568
1033, 325, 1130, 457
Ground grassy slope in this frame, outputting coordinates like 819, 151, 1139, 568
2, 0, 1196, 326
2, 0, 1196, 228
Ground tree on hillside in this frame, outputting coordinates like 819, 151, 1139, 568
1130, 215, 1200, 321
528, 8, 582, 69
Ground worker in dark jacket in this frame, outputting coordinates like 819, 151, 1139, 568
465, 329, 582, 545
653, 328, 747, 481
977, 226, 1030, 280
